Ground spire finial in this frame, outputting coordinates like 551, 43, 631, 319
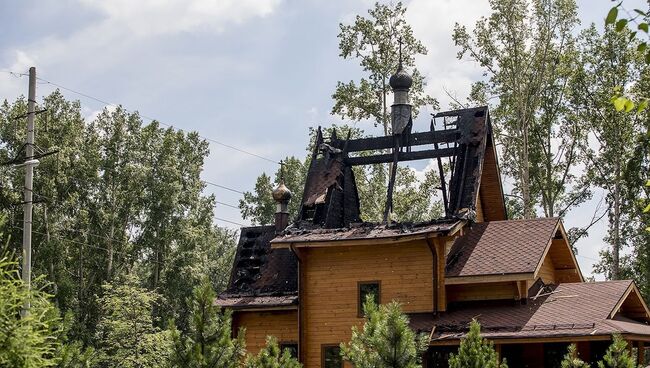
398, 37, 403, 69
279, 159, 285, 183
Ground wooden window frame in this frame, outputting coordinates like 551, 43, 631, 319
321, 344, 342, 368
279, 341, 298, 359
357, 280, 381, 317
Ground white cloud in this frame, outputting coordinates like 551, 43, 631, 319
78, 0, 282, 37
406, 0, 490, 109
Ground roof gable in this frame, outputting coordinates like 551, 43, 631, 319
446, 218, 560, 279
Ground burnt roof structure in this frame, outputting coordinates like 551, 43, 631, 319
293, 105, 504, 230
216, 225, 298, 310
217, 106, 507, 308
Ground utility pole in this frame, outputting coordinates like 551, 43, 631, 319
21, 66, 36, 315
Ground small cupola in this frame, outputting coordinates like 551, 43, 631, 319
272, 178, 292, 233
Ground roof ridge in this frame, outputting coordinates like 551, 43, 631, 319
483, 217, 559, 224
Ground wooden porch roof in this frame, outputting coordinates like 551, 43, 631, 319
409, 280, 650, 344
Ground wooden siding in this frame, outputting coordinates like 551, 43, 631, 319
478, 143, 507, 221
475, 189, 485, 223
538, 253, 557, 284
232, 310, 298, 354
447, 281, 519, 302
302, 240, 434, 367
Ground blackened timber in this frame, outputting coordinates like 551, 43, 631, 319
332, 129, 459, 153
345, 147, 456, 166
434, 106, 487, 118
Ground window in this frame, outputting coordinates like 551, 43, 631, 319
322, 345, 342, 368
279, 343, 298, 359
358, 281, 381, 317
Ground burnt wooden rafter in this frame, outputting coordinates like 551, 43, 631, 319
345, 147, 456, 166
331, 129, 459, 153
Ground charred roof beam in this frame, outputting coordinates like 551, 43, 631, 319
345, 147, 456, 166
331, 129, 459, 153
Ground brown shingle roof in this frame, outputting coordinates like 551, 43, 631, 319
409, 280, 650, 342
446, 218, 560, 277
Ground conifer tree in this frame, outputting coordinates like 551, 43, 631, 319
170, 279, 246, 368
341, 298, 428, 368
561, 344, 590, 368
244, 336, 301, 368
448, 319, 507, 368
597, 334, 637, 368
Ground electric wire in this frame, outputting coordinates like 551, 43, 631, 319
0, 70, 281, 165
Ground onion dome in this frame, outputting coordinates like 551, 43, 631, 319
272, 181, 292, 202
389, 65, 413, 90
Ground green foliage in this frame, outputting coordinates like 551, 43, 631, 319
244, 336, 301, 368
96, 275, 172, 368
448, 319, 507, 368
597, 334, 637, 368
332, 1, 437, 135
571, 24, 644, 280
0, 254, 60, 367
454, 0, 588, 221
341, 298, 428, 368
561, 344, 590, 368
0, 91, 238, 342
170, 279, 246, 368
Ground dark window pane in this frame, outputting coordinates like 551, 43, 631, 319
280, 343, 298, 359
323, 345, 342, 368
358, 282, 380, 316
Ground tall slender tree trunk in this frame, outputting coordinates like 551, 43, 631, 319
613, 167, 621, 280
107, 223, 114, 279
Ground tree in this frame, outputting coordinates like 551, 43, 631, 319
96, 275, 172, 368
0, 92, 239, 343
560, 344, 590, 368
448, 319, 507, 368
597, 334, 637, 368
244, 336, 301, 368
170, 280, 246, 368
453, 0, 584, 219
332, 1, 437, 136
0, 252, 60, 367
571, 25, 643, 280
341, 298, 428, 368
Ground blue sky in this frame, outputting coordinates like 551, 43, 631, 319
1, 0, 645, 277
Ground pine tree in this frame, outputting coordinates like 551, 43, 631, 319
170, 279, 246, 368
448, 319, 508, 368
244, 336, 301, 368
597, 334, 637, 368
561, 344, 590, 368
341, 298, 428, 368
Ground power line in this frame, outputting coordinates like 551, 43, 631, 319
216, 200, 240, 210
8, 72, 281, 165
214, 217, 247, 227
205, 181, 245, 194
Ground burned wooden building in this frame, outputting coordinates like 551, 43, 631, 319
216, 64, 650, 367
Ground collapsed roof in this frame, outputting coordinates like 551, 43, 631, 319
216, 225, 298, 310
293, 106, 506, 230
